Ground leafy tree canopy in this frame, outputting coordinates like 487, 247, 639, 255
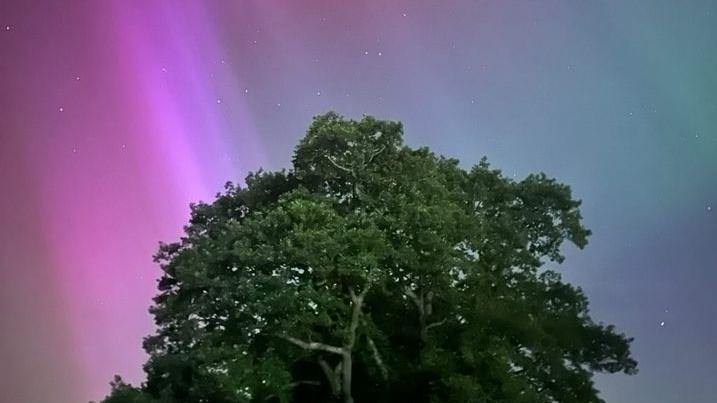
100, 112, 636, 403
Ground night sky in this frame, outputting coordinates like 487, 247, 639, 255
1, 1, 716, 402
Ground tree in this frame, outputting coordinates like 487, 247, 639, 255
101, 112, 636, 403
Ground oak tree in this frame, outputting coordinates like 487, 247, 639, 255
101, 112, 636, 403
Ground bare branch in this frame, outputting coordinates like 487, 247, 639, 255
348, 285, 370, 305
425, 291, 434, 316
326, 155, 353, 174
405, 288, 424, 316
288, 380, 321, 388
347, 285, 369, 349
512, 367, 528, 375
277, 334, 344, 355
425, 319, 448, 331
367, 145, 386, 164
404, 288, 419, 306
348, 287, 358, 304
367, 336, 388, 380
318, 358, 342, 396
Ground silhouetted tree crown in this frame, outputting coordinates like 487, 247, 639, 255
100, 112, 636, 403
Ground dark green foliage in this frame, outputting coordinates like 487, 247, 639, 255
101, 112, 636, 403
97, 376, 155, 403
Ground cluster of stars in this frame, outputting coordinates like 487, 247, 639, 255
363, 50, 383, 56
191, 23, 394, 112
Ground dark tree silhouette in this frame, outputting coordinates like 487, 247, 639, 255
100, 112, 636, 403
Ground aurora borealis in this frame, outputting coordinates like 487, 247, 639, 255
1, 1, 715, 402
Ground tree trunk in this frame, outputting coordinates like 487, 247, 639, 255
342, 351, 353, 403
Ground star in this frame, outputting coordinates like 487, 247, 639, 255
708, 205, 712, 212
75, 76, 81, 81
4, 25, 10, 31
244, 88, 249, 94
659, 321, 665, 327
216, 99, 222, 104
316, 90, 321, 96
364, 50, 369, 55
402, 12, 407, 17
377, 51, 382, 56
59, 107, 64, 112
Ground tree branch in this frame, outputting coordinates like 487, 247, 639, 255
425, 319, 447, 331
318, 357, 342, 397
367, 145, 386, 164
366, 336, 388, 380
287, 380, 321, 388
281, 284, 370, 403
277, 334, 344, 355
405, 288, 423, 316
326, 155, 353, 174
347, 286, 369, 349
406, 288, 444, 341
425, 291, 434, 316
